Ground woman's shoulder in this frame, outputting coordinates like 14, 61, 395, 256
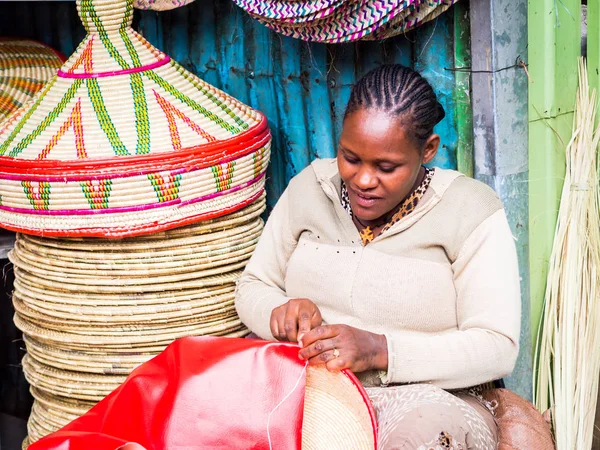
286, 158, 338, 195
432, 168, 503, 211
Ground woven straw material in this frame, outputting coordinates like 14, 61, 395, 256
233, 0, 457, 43
302, 366, 376, 449
0, 0, 271, 238
0, 40, 64, 124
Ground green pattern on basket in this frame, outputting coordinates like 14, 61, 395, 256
144, 70, 242, 135
80, 179, 113, 209
211, 161, 236, 192
87, 78, 130, 156
2, 79, 83, 158
170, 61, 250, 131
148, 172, 182, 202
22, 181, 51, 211
79, 0, 132, 69
253, 147, 265, 178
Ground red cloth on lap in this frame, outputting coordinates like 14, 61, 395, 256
30, 337, 306, 450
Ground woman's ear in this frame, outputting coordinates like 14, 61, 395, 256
422, 134, 440, 165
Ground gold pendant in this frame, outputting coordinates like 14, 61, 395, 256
359, 226, 374, 245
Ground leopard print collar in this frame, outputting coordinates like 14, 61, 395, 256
341, 167, 435, 245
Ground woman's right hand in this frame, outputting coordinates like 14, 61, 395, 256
270, 298, 322, 343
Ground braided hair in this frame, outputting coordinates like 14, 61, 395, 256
344, 65, 446, 149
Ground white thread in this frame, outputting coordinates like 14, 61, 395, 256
267, 362, 308, 450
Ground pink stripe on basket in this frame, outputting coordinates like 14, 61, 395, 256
0, 172, 265, 216
57, 55, 171, 79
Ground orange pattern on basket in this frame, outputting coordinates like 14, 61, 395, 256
37, 99, 87, 160
68, 36, 94, 74
21, 181, 51, 210
148, 172, 182, 203
153, 90, 216, 150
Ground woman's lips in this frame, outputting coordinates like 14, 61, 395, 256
350, 188, 381, 208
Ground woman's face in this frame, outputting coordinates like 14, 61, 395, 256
337, 108, 439, 222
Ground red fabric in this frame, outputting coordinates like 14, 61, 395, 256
30, 337, 306, 450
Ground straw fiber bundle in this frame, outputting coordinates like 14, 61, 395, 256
13, 197, 266, 444
534, 59, 600, 450
0, 39, 64, 124
233, 0, 457, 43
0, 0, 271, 238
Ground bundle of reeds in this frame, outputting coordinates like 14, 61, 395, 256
534, 58, 600, 450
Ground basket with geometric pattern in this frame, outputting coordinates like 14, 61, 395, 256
232, 0, 457, 43
0, 0, 271, 238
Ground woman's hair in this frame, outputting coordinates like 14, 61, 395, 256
344, 65, 446, 148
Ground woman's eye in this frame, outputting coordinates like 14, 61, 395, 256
378, 165, 396, 173
343, 155, 359, 164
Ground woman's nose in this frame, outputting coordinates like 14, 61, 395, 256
355, 167, 378, 190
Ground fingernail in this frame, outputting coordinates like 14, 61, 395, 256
298, 352, 305, 360
298, 333, 305, 343
298, 340, 303, 348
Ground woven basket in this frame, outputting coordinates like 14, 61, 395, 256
0, 39, 64, 124
233, 0, 457, 43
14, 195, 265, 442
23, 365, 376, 449
0, 0, 271, 238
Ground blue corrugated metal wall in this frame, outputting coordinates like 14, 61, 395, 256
0, 0, 463, 209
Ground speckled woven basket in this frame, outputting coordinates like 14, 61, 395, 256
0, 39, 64, 125
233, 0, 457, 43
0, 0, 271, 238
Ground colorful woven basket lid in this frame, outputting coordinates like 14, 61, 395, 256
0, 39, 65, 125
233, 0, 457, 43
0, 0, 271, 238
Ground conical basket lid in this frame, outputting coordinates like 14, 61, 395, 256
0, 0, 270, 238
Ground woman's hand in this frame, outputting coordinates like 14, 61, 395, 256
298, 325, 388, 373
270, 298, 322, 343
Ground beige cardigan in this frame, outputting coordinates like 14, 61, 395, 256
235, 158, 520, 389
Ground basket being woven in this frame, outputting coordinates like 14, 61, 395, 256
0, 0, 271, 238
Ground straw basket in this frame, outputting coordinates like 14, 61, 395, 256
232, 0, 457, 43
0, 0, 271, 238
0, 39, 64, 125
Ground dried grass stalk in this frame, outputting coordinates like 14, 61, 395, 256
534, 58, 600, 450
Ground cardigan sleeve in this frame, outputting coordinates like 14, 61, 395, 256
381, 209, 521, 389
235, 189, 297, 340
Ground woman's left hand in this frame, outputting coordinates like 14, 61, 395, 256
298, 324, 388, 373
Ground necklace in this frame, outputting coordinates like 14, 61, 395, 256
341, 167, 435, 245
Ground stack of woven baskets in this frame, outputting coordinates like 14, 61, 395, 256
0, 0, 270, 445
232, 0, 457, 43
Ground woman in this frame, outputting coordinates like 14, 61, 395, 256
235, 65, 520, 449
